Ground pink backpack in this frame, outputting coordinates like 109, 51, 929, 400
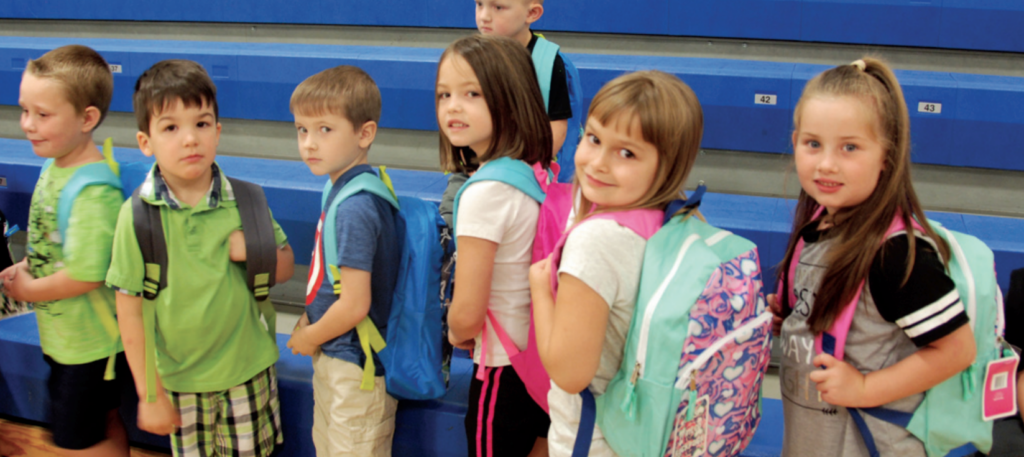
480, 173, 662, 413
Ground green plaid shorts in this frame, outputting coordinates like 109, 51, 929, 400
168, 366, 282, 457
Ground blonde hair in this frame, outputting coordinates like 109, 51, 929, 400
290, 65, 381, 128
25, 45, 113, 130
781, 56, 949, 334
575, 70, 704, 221
437, 35, 552, 173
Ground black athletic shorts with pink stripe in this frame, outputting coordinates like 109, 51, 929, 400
465, 364, 550, 457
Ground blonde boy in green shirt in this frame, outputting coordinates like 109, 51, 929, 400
0, 45, 129, 457
106, 60, 295, 457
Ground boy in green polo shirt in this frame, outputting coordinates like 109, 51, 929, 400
105, 60, 295, 457
1, 44, 130, 457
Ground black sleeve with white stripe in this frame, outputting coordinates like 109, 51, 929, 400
868, 234, 969, 347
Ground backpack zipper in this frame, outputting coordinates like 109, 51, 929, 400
632, 233, 702, 383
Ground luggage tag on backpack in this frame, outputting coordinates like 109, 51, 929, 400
669, 378, 710, 457
982, 343, 1019, 421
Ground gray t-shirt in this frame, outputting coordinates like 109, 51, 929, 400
780, 228, 965, 457
548, 219, 647, 457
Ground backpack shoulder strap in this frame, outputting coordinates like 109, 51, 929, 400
132, 187, 165, 404
531, 35, 560, 112
227, 177, 278, 303
132, 187, 167, 301
452, 158, 546, 233
56, 162, 122, 246
322, 171, 399, 284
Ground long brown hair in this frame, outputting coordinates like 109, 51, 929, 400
436, 35, 552, 173
780, 57, 949, 334
575, 70, 704, 221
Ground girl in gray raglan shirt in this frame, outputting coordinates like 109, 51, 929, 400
769, 58, 975, 457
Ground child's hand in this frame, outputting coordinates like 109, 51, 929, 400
767, 294, 783, 336
448, 329, 475, 351
809, 353, 868, 407
137, 393, 181, 436
529, 257, 553, 297
2, 262, 34, 302
0, 259, 23, 282
287, 324, 319, 356
294, 312, 310, 332
228, 230, 246, 262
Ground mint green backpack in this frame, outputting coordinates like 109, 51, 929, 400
596, 207, 774, 457
780, 212, 1009, 457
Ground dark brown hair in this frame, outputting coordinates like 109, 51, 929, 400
290, 65, 381, 128
575, 70, 704, 221
25, 44, 113, 130
781, 57, 949, 334
133, 60, 218, 134
436, 35, 552, 173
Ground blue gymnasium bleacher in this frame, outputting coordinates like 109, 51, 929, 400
0, 138, 1021, 456
3, 37, 1024, 171
2, 1, 1023, 53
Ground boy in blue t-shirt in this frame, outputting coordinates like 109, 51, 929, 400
287, 65, 401, 457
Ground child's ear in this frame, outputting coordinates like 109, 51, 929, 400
80, 106, 102, 133
526, 1, 544, 24
358, 120, 378, 149
136, 131, 154, 157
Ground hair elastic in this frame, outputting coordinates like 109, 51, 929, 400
850, 59, 867, 71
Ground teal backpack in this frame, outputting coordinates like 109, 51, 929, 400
781, 211, 1010, 457
37, 143, 127, 380
596, 202, 773, 457
532, 35, 583, 183
318, 167, 448, 400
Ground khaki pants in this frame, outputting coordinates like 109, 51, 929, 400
312, 352, 398, 457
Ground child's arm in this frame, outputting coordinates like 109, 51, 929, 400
809, 324, 975, 408
530, 258, 608, 394
551, 120, 568, 156
1018, 370, 1024, 421
276, 244, 295, 283
447, 236, 498, 349
116, 291, 181, 436
2, 262, 103, 302
287, 267, 371, 356
228, 224, 295, 284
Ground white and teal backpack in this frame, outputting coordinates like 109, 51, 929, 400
595, 197, 774, 457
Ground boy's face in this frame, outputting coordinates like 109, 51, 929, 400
137, 98, 221, 185
294, 111, 375, 183
18, 73, 94, 160
476, 0, 541, 44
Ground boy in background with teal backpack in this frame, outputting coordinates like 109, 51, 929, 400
1, 45, 131, 457
439, 0, 583, 226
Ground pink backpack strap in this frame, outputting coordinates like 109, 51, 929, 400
812, 212, 916, 361
476, 165, 553, 381
548, 209, 663, 296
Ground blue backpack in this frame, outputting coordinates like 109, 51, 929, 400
532, 35, 583, 184
321, 167, 447, 400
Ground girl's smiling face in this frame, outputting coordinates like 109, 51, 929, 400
436, 55, 493, 156
574, 114, 659, 209
793, 95, 888, 215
